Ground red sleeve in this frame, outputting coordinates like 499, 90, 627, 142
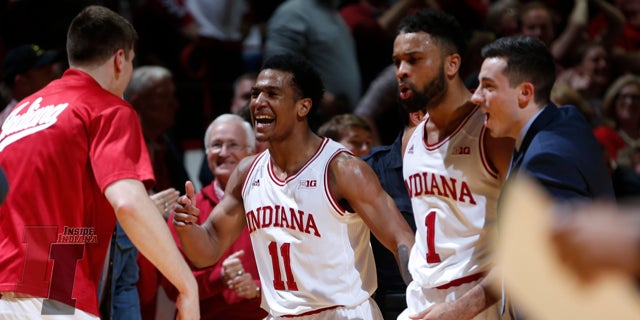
90, 104, 154, 192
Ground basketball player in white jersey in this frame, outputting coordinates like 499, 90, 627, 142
173, 54, 415, 319
393, 10, 514, 320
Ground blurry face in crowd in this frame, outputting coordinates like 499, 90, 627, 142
339, 126, 372, 157
615, 0, 640, 28
18, 63, 60, 98
138, 75, 179, 132
206, 121, 252, 188
231, 78, 256, 114
497, 6, 520, 37
578, 45, 610, 88
614, 83, 640, 129
520, 7, 555, 46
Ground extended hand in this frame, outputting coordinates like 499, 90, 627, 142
173, 181, 200, 228
150, 187, 180, 218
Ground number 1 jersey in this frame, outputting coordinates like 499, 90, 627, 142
403, 104, 501, 288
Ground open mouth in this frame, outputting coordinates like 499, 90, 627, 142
398, 84, 413, 100
481, 112, 490, 126
254, 115, 275, 128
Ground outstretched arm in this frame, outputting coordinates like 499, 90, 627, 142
105, 179, 199, 320
173, 157, 252, 268
590, 0, 625, 52
330, 152, 415, 284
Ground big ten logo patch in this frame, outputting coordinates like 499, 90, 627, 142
18, 226, 98, 314
452, 146, 471, 155
299, 180, 317, 189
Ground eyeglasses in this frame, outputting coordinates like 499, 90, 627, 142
617, 94, 640, 103
207, 141, 246, 152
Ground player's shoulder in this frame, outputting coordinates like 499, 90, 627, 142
236, 153, 262, 175
329, 150, 374, 181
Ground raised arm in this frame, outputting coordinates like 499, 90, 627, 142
590, 0, 625, 52
551, 0, 589, 63
104, 179, 199, 320
173, 157, 253, 268
330, 152, 415, 284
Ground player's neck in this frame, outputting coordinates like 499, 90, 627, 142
426, 84, 472, 133
269, 131, 323, 179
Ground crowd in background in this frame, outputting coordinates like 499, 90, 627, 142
2, 0, 639, 175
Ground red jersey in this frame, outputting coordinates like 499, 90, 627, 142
0, 69, 154, 316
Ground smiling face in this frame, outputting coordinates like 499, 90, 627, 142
250, 69, 307, 143
471, 57, 524, 139
205, 121, 251, 188
393, 32, 447, 112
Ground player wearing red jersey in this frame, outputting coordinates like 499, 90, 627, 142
0, 6, 198, 319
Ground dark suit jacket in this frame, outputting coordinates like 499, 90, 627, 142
363, 132, 416, 294
511, 104, 614, 201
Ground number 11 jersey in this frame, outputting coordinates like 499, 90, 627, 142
241, 137, 376, 317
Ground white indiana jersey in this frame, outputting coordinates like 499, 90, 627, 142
242, 138, 376, 317
403, 104, 501, 288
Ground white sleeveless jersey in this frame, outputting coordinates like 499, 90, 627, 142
402, 104, 501, 288
242, 138, 376, 316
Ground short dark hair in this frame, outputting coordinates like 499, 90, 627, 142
261, 54, 325, 111
481, 36, 555, 105
397, 9, 467, 56
66, 5, 138, 67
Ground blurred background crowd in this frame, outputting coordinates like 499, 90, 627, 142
2, 0, 639, 195
1, 1, 639, 317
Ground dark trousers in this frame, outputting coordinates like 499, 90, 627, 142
374, 291, 407, 320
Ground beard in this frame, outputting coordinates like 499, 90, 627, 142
398, 66, 446, 113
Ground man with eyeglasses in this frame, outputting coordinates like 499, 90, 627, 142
162, 114, 266, 319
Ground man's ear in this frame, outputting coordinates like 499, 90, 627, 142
445, 53, 462, 77
518, 82, 535, 108
113, 49, 126, 80
297, 98, 312, 118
